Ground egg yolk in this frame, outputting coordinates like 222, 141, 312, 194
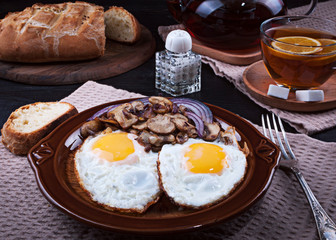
92, 132, 135, 162
185, 143, 226, 174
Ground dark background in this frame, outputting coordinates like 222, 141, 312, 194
0, 0, 335, 142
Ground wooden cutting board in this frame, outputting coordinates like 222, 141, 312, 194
0, 25, 155, 85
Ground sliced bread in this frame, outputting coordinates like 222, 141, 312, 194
1, 102, 78, 155
0, 2, 105, 63
104, 6, 141, 43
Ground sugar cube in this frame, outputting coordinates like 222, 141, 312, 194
267, 84, 290, 99
295, 90, 324, 102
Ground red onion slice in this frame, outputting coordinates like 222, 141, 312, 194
138, 97, 150, 105
171, 98, 213, 123
185, 111, 204, 138
172, 103, 179, 114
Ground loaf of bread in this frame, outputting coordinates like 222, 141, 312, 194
1, 102, 78, 155
104, 6, 141, 43
0, 2, 105, 63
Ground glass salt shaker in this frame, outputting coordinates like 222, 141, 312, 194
155, 30, 201, 96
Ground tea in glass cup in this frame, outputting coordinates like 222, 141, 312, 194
260, 16, 336, 90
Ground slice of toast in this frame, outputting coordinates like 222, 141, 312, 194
1, 102, 78, 155
104, 6, 141, 43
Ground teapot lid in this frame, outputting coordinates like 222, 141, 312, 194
165, 30, 192, 53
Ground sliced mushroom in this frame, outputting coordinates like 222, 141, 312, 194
80, 118, 104, 138
130, 100, 145, 113
142, 104, 156, 120
219, 126, 239, 148
148, 133, 176, 147
128, 129, 140, 135
186, 128, 198, 138
219, 128, 249, 156
137, 130, 175, 152
103, 127, 114, 134
178, 104, 188, 115
166, 113, 188, 121
203, 122, 220, 141
171, 117, 193, 131
98, 117, 119, 126
176, 132, 189, 144
149, 96, 173, 114
147, 114, 175, 134
219, 131, 233, 145
136, 130, 152, 151
132, 121, 148, 131
107, 103, 138, 129
165, 113, 197, 137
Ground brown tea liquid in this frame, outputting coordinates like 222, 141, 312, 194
167, 0, 287, 50
261, 27, 336, 89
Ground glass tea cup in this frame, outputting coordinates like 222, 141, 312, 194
260, 16, 336, 90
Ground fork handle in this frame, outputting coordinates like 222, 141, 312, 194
291, 167, 336, 240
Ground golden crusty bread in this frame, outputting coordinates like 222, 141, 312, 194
0, 2, 105, 63
104, 6, 141, 44
1, 102, 78, 155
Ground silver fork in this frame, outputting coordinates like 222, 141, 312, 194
261, 113, 336, 240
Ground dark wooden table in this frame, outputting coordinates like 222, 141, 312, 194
0, 0, 335, 144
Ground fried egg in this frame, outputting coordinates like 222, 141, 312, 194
74, 129, 160, 213
158, 137, 247, 208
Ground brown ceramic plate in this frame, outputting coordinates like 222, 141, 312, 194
27, 98, 280, 235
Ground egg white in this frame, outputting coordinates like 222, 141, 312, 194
74, 130, 160, 213
158, 138, 247, 208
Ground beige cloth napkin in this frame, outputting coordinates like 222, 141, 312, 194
158, 0, 336, 135
1, 81, 335, 240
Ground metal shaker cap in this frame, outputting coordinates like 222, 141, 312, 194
165, 30, 192, 53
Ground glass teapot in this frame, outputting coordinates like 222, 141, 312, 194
166, 0, 317, 50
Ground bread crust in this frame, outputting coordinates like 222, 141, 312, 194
1, 102, 78, 155
104, 6, 141, 44
0, 2, 105, 63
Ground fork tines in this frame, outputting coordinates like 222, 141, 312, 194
261, 113, 296, 160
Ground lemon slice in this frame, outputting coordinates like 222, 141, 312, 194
271, 36, 322, 54
316, 38, 336, 54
